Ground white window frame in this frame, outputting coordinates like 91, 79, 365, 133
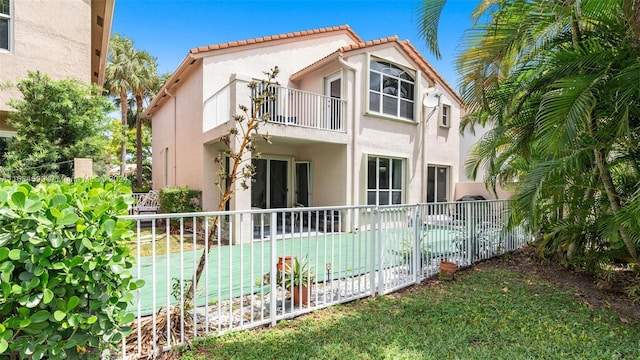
368, 57, 416, 121
0, 0, 12, 52
440, 104, 451, 128
367, 155, 404, 205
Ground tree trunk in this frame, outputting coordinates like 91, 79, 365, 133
183, 68, 279, 305
185, 120, 257, 304
120, 89, 128, 177
593, 148, 639, 265
135, 95, 144, 189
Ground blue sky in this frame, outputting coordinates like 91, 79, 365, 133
111, 0, 478, 89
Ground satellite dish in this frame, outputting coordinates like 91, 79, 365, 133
422, 92, 441, 108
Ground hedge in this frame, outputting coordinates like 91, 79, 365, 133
0, 179, 143, 359
159, 187, 202, 214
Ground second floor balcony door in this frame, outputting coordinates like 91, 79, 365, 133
325, 75, 341, 130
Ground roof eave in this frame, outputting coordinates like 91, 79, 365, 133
144, 54, 199, 117
398, 40, 462, 104
290, 51, 341, 81
91, 0, 115, 85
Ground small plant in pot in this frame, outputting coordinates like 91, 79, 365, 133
276, 256, 315, 305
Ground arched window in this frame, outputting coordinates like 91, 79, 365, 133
368, 60, 415, 120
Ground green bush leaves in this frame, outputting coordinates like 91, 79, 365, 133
159, 186, 202, 214
0, 179, 138, 359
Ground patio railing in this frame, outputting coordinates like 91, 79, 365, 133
117, 200, 530, 358
255, 86, 345, 132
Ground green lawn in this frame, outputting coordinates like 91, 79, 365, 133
180, 267, 640, 360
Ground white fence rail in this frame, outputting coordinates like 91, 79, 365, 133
118, 200, 530, 358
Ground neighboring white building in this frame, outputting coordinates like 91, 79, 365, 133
457, 124, 513, 200
146, 25, 467, 215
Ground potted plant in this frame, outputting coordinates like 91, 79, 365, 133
439, 259, 457, 280
276, 256, 314, 305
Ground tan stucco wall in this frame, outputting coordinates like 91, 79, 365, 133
341, 47, 461, 205
0, 0, 92, 112
151, 97, 175, 189
201, 34, 355, 100
151, 65, 204, 191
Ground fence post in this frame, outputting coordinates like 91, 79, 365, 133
465, 201, 473, 265
369, 207, 377, 297
412, 205, 420, 284
269, 212, 277, 327
376, 206, 385, 295
73, 157, 92, 179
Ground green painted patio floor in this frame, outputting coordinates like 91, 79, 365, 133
131, 226, 462, 315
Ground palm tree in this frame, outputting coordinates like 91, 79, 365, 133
418, 0, 640, 267
130, 51, 158, 189
105, 34, 160, 185
105, 33, 136, 177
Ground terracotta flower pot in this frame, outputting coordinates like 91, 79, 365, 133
439, 261, 457, 280
276, 256, 296, 272
292, 285, 310, 305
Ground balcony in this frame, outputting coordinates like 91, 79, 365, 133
204, 84, 345, 134
257, 86, 345, 132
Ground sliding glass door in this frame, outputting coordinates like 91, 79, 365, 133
251, 158, 289, 209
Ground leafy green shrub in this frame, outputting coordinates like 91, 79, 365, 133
159, 187, 202, 213
0, 179, 143, 359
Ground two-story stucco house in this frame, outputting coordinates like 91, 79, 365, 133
0, 0, 114, 153
146, 25, 463, 213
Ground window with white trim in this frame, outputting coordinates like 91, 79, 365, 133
369, 59, 415, 120
367, 156, 404, 205
440, 104, 451, 128
0, 0, 10, 51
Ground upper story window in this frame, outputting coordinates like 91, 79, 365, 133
440, 104, 450, 128
369, 59, 415, 120
0, 0, 10, 51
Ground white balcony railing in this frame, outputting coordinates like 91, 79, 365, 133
204, 84, 346, 134
255, 86, 346, 132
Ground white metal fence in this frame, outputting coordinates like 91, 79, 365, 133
117, 200, 530, 358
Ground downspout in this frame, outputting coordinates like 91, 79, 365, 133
165, 88, 176, 187
422, 94, 427, 202
338, 54, 358, 208
422, 86, 441, 201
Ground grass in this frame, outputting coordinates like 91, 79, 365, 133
127, 229, 203, 257
180, 267, 640, 359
